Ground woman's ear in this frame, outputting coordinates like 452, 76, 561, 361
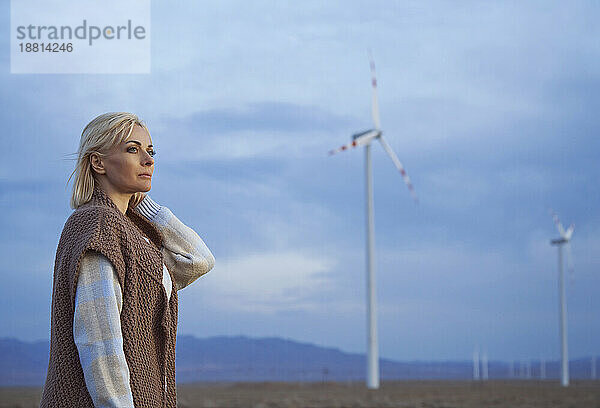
89, 153, 106, 175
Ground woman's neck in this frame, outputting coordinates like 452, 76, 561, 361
96, 181, 133, 215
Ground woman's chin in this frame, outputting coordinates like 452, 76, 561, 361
136, 183, 152, 192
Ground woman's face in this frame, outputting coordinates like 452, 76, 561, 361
94, 125, 156, 194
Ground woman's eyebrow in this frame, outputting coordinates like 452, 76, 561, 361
125, 140, 153, 148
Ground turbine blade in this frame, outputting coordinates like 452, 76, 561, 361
565, 224, 574, 240
368, 50, 381, 130
328, 130, 379, 155
328, 140, 359, 155
329, 130, 381, 155
378, 136, 418, 202
550, 209, 566, 237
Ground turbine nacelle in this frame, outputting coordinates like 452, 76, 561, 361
352, 129, 381, 141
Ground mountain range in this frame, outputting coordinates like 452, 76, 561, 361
0, 336, 596, 386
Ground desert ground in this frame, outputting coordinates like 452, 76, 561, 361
1, 380, 599, 408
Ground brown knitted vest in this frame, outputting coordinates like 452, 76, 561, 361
40, 184, 178, 407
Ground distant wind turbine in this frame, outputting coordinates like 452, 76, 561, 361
329, 52, 418, 389
473, 347, 480, 380
519, 361, 525, 379
540, 358, 546, 380
481, 350, 489, 380
550, 210, 574, 387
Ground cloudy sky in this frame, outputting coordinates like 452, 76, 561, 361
1, 1, 599, 363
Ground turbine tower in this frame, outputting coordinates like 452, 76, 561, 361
473, 347, 480, 380
329, 53, 418, 389
550, 210, 574, 387
540, 358, 546, 379
481, 350, 489, 380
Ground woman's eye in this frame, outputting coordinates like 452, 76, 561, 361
127, 146, 156, 157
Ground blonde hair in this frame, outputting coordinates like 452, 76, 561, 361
67, 112, 150, 209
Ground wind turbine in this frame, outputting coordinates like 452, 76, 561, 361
550, 210, 574, 387
329, 53, 418, 389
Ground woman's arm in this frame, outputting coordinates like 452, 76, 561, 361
73, 251, 135, 408
134, 195, 215, 291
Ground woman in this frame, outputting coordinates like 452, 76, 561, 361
40, 112, 215, 407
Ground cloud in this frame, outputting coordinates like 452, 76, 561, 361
174, 102, 353, 134
202, 251, 335, 313
151, 102, 356, 161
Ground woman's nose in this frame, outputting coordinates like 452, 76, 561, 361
142, 151, 154, 165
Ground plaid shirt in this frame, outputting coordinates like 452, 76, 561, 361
73, 195, 215, 407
